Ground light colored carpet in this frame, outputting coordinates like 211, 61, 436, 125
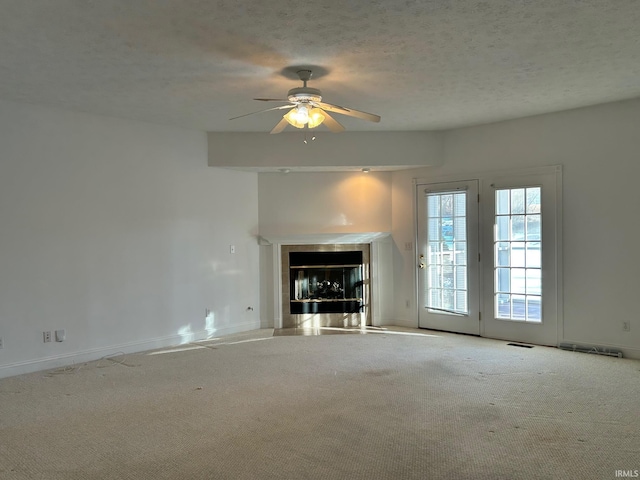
1, 327, 638, 479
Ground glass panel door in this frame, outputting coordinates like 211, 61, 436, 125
481, 169, 560, 346
417, 180, 480, 335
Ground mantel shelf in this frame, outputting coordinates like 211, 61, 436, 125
291, 264, 363, 269
259, 232, 390, 245
291, 298, 363, 303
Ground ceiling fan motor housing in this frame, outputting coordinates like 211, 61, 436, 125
287, 87, 322, 104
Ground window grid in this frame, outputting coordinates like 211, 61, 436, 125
494, 187, 542, 322
426, 191, 468, 315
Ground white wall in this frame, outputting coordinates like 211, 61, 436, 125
258, 171, 392, 236
392, 98, 640, 357
257, 171, 395, 326
0, 100, 260, 378
208, 131, 443, 170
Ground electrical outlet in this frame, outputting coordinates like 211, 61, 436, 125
43, 331, 52, 343
623, 321, 630, 332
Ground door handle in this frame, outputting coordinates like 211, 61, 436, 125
418, 254, 426, 269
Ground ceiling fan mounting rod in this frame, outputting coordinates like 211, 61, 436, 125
297, 69, 313, 87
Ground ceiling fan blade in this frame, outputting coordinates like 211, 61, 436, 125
229, 104, 294, 121
254, 98, 290, 102
316, 101, 381, 123
270, 117, 289, 134
321, 110, 345, 133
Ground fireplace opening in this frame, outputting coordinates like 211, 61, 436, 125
281, 244, 371, 329
289, 251, 364, 314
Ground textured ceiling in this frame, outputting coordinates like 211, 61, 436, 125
1, 0, 639, 132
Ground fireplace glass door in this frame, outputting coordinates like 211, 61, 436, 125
289, 251, 364, 314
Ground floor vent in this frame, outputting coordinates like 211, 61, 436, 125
507, 343, 533, 348
558, 342, 623, 358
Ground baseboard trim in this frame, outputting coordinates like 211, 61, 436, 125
560, 338, 640, 360
0, 320, 261, 379
385, 318, 419, 328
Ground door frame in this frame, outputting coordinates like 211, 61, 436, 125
413, 165, 563, 346
415, 179, 481, 335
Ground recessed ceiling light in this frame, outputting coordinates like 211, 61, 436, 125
362, 168, 371, 173
279, 168, 291, 174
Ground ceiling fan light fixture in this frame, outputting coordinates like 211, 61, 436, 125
307, 108, 325, 128
284, 105, 310, 128
284, 105, 326, 130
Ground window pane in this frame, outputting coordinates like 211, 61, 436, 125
511, 215, 525, 240
428, 242, 441, 265
429, 289, 441, 308
456, 290, 467, 311
428, 265, 440, 288
496, 216, 509, 241
442, 265, 454, 288
441, 195, 453, 216
496, 190, 510, 215
527, 297, 542, 322
512, 295, 526, 320
511, 242, 525, 267
454, 193, 466, 216
442, 218, 453, 249
443, 289, 454, 310
496, 242, 510, 267
454, 242, 467, 265
496, 268, 510, 292
511, 189, 525, 214
496, 294, 511, 318
526, 187, 541, 214
455, 266, 467, 289
526, 242, 541, 268
427, 196, 440, 217
454, 217, 466, 241
526, 269, 541, 295
428, 218, 440, 241
511, 268, 526, 294
526, 215, 541, 241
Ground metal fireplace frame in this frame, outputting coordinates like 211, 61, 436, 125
281, 244, 371, 328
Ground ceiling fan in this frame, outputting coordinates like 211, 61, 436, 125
229, 69, 381, 134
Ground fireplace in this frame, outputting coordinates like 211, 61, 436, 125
281, 244, 370, 328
